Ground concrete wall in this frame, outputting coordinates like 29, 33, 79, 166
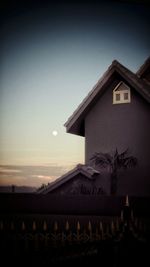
85, 79, 150, 196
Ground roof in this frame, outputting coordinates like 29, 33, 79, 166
64, 58, 150, 136
136, 56, 150, 79
37, 164, 100, 194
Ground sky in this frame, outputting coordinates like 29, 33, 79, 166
0, 0, 150, 187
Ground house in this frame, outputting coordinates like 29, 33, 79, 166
41, 57, 150, 196
37, 164, 108, 195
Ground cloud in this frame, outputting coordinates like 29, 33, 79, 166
0, 175, 26, 186
31, 174, 56, 183
0, 167, 22, 173
0, 164, 75, 187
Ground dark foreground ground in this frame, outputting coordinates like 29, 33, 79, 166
1, 238, 150, 267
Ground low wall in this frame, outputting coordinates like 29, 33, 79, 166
0, 194, 150, 216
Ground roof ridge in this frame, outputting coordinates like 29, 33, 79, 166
114, 61, 150, 99
111, 59, 120, 66
136, 56, 150, 77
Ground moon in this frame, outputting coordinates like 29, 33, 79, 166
52, 130, 58, 136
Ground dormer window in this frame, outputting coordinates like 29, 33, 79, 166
113, 81, 131, 104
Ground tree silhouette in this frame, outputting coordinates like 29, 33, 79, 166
90, 148, 137, 195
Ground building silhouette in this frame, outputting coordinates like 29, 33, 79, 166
40, 57, 150, 196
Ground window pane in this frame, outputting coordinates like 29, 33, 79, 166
116, 94, 120, 101
124, 92, 128, 100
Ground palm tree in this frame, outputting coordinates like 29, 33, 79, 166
90, 148, 137, 195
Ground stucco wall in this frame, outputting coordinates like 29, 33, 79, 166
85, 79, 150, 196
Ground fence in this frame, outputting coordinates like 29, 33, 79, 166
0, 207, 148, 249
0, 195, 150, 266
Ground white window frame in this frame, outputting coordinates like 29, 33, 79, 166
113, 82, 131, 104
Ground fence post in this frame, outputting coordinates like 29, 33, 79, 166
111, 221, 115, 236
77, 221, 80, 242
53, 221, 58, 247
10, 221, 14, 231
88, 221, 92, 241
32, 221, 38, 251
21, 221, 28, 251
65, 220, 72, 244
22, 221, 26, 231
100, 221, 104, 240
0, 221, 3, 231
43, 220, 47, 231
43, 220, 48, 249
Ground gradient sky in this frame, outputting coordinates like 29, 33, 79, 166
0, 0, 150, 187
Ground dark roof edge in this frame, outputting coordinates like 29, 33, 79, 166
64, 60, 117, 128
136, 56, 150, 77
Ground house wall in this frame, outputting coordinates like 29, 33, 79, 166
48, 173, 110, 195
85, 79, 150, 196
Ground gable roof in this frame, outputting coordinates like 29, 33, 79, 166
136, 57, 150, 84
64, 58, 150, 136
136, 56, 150, 78
37, 164, 100, 194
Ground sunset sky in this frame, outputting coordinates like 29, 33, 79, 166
0, 0, 150, 187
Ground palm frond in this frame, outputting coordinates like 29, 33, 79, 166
91, 149, 137, 170
114, 148, 119, 161
122, 156, 138, 169
90, 152, 112, 169
91, 148, 137, 195
117, 148, 129, 160
104, 153, 113, 164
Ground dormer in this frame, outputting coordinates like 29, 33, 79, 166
113, 81, 131, 104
